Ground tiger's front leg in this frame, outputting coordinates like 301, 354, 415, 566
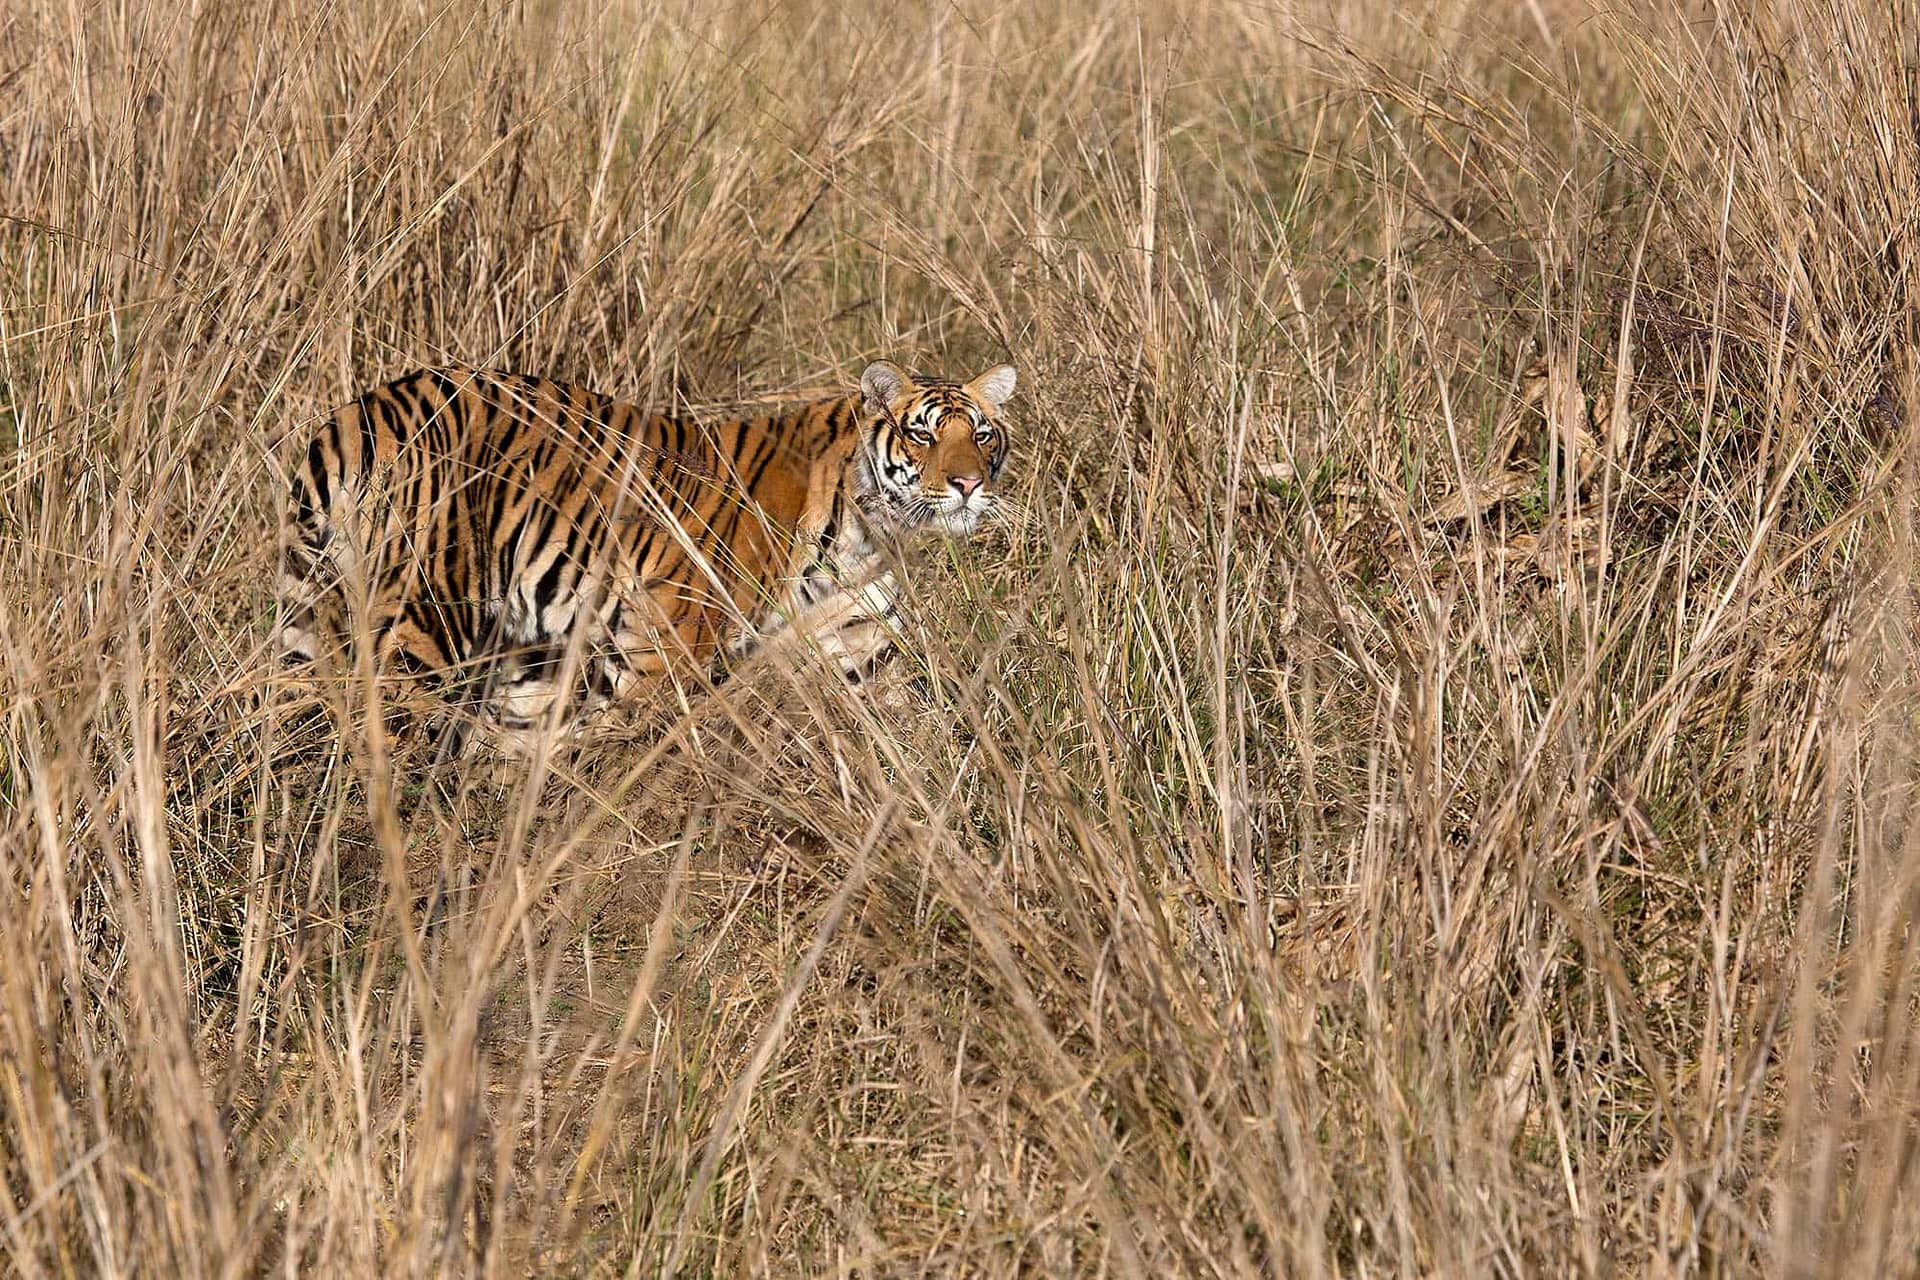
761, 569, 902, 685
817, 571, 903, 683
595, 583, 731, 699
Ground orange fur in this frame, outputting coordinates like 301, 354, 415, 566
278, 360, 1015, 731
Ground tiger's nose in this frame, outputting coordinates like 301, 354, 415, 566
949, 474, 982, 500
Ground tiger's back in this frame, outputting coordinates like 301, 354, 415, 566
278, 359, 1016, 734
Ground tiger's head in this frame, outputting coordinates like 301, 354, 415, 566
856, 359, 1016, 536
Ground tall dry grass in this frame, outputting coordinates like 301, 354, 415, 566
2, 0, 1919, 1272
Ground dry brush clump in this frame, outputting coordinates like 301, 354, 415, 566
3, 0, 1920, 1273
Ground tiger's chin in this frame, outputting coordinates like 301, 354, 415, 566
927, 505, 989, 536
904, 498, 993, 537
863, 489, 994, 537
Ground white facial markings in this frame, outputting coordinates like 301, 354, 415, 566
861, 383, 1007, 535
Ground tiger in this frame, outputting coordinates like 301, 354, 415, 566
276, 359, 1016, 740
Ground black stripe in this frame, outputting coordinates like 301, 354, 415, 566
666, 413, 688, 467
360, 393, 390, 465
488, 459, 519, 594
496, 503, 522, 598
526, 432, 559, 484
738, 434, 777, 501
827, 397, 854, 441
400, 373, 437, 445
521, 505, 561, 593
440, 489, 465, 611
425, 367, 466, 406
305, 435, 332, 512
390, 372, 425, 428
724, 416, 753, 473
533, 542, 571, 616
491, 400, 523, 461
419, 434, 444, 515
357, 407, 378, 474
709, 498, 748, 558
550, 386, 574, 466
403, 604, 452, 666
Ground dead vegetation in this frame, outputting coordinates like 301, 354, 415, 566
4, 0, 1920, 1273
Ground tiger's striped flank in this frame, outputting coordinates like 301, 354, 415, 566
277, 360, 1015, 738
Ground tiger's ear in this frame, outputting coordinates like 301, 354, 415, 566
968, 364, 1017, 410
861, 361, 910, 413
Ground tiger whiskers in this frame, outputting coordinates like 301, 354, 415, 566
982, 495, 1026, 532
